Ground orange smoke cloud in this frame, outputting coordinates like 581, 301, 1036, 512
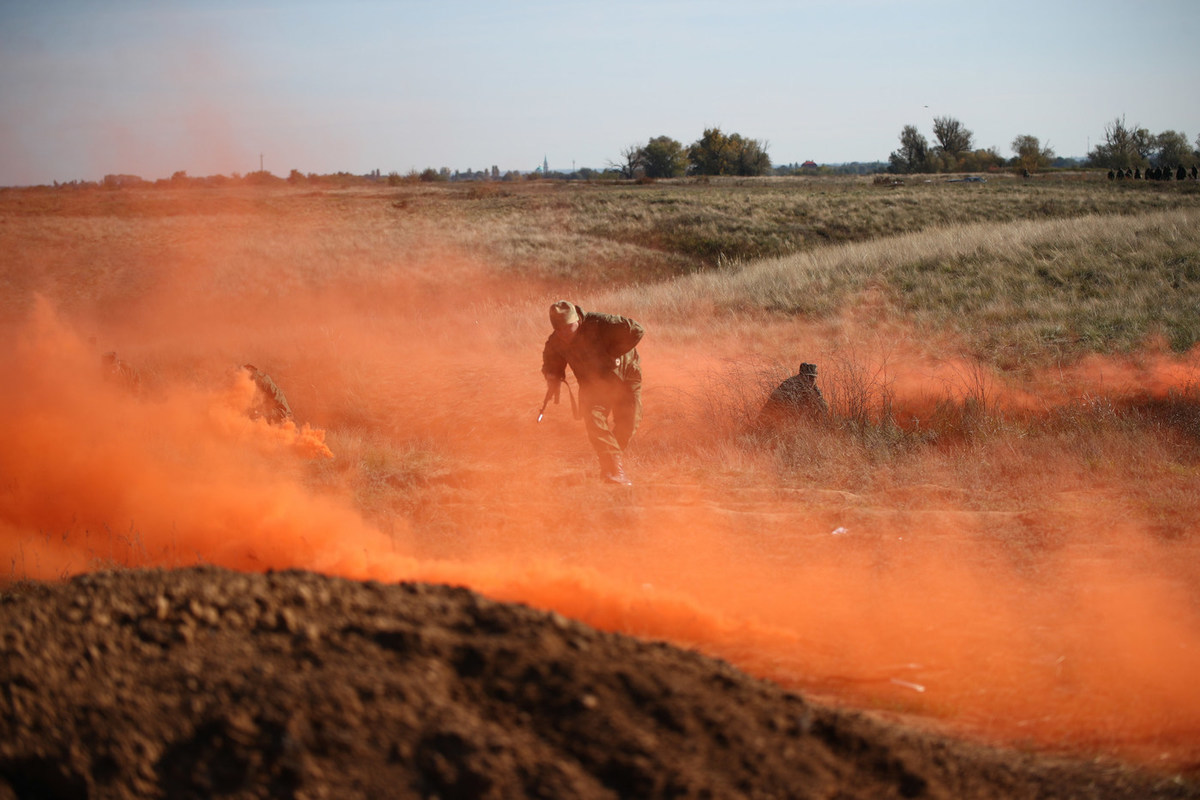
0, 298, 381, 578
3, 227, 1200, 771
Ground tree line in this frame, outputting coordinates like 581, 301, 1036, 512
28, 114, 1200, 191
888, 115, 1200, 175
1087, 116, 1199, 171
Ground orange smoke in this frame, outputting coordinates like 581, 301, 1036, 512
2, 206, 1199, 769
0, 298, 378, 578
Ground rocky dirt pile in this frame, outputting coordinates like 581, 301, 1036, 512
2, 566, 1196, 799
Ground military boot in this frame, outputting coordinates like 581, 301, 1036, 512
600, 453, 633, 486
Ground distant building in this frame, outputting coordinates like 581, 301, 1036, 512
801, 160, 818, 169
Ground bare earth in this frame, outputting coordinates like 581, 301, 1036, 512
2, 566, 1196, 800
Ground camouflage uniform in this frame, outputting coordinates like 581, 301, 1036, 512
243, 365, 293, 424
758, 363, 828, 427
542, 303, 644, 478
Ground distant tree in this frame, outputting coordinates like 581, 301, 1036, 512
102, 174, 146, 189
609, 144, 643, 179
687, 128, 771, 176
640, 136, 688, 178
932, 116, 974, 160
287, 169, 306, 184
687, 128, 733, 175
730, 134, 772, 176
1011, 135, 1055, 173
959, 147, 1005, 172
1088, 116, 1151, 170
418, 167, 446, 182
1153, 130, 1194, 168
888, 125, 930, 173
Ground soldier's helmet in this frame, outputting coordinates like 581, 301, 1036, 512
799, 363, 818, 377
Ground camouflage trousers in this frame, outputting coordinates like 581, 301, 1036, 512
579, 379, 642, 459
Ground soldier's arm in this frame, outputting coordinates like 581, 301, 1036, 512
541, 336, 568, 381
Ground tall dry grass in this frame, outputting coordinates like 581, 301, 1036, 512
616, 207, 1200, 368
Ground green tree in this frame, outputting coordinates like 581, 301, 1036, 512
687, 128, 771, 176
888, 125, 930, 173
688, 128, 733, 175
730, 134, 772, 176
1011, 135, 1055, 173
932, 116, 974, 161
1153, 130, 1194, 168
640, 135, 688, 178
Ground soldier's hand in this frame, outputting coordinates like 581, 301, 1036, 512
545, 376, 562, 403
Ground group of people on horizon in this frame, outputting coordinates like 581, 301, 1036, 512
1108, 165, 1197, 181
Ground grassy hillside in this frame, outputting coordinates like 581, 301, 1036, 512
3, 177, 1200, 764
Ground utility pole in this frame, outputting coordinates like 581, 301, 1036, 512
260, 153, 264, 173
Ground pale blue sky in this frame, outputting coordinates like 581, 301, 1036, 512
2, 0, 1197, 185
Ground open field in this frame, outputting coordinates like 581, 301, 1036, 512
2, 176, 1200, 795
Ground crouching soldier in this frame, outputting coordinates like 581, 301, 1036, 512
542, 300, 644, 486
757, 362, 828, 428
242, 364, 293, 425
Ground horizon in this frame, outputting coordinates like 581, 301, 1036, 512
2, 0, 1198, 187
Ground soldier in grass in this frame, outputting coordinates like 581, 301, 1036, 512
541, 300, 645, 486
242, 364, 293, 425
757, 362, 828, 428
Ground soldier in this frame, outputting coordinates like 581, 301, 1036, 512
758, 362, 828, 428
242, 364, 293, 425
541, 300, 644, 486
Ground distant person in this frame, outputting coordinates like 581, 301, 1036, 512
100, 351, 141, 395
242, 364, 293, 424
541, 300, 644, 486
757, 362, 828, 428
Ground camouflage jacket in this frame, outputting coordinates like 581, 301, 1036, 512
247, 368, 293, 424
542, 305, 644, 387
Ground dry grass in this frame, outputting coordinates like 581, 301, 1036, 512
6, 180, 1200, 763
5, 178, 1199, 525
618, 208, 1200, 369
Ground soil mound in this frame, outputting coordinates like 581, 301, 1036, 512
1, 566, 1195, 799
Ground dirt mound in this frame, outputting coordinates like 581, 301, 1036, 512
1, 566, 1195, 800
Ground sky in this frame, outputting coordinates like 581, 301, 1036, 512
1, 0, 1198, 186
